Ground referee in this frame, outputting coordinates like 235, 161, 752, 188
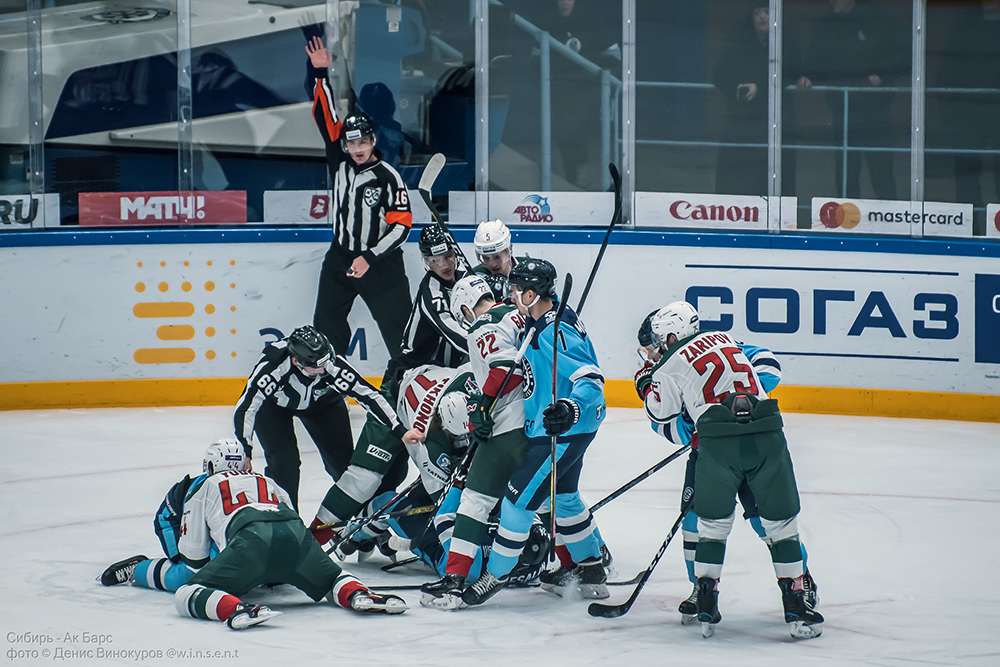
307, 36, 413, 358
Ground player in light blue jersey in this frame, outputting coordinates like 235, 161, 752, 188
462, 258, 609, 606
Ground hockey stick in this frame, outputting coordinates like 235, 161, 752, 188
381, 556, 421, 572
310, 500, 434, 532
587, 494, 694, 619
411, 331, 535, 545
548, 273, 573, 562
587, 443, 691, 514
316, 443, 689, 535
575, 163, 622, 317
321, 478, 421, 554
369, 570, 645, 592
417, 153, 473, 273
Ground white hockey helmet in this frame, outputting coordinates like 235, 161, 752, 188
203, 438, 248, 475
450, 274, 495, 326
474, 219, 512, 259
437, 392, 472, 437
650, 301, 700, 348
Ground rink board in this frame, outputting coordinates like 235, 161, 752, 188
1, 228, 998, 419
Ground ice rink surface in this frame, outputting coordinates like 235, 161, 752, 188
2, 405, 999, 666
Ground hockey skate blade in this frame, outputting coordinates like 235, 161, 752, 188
789, 621, 823, 639
680, 613, 698, 626
418, 592, 465, 611
353, 594, 408, 615
701, 622, 716, 638
227, 608, 281, 630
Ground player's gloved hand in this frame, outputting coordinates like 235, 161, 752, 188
467, 393, 495, 442
633, 361, 654, 399
542, 398, 580, 436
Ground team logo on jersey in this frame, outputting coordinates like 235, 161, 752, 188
520, 359, 535, 399
366, 444, 392, 462
436, 453, 451, 473
363, 186, 382, 208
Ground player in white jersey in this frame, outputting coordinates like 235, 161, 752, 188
173, 440, 406, 630
310, 363, 473, 556
633, 309, 818, 625
420, 274, 534, 609
641, 301, 823, 639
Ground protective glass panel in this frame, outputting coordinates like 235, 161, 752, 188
480, 0, 623, 228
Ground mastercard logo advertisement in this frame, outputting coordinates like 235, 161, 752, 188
818, 201, 862, 229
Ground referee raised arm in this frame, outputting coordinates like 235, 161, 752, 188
307, 35, 413, 358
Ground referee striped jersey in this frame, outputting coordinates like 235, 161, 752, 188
312, 67, 412, 262
234, 339, 408, 457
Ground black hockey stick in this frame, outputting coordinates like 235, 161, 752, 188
587, 494, 693, 619
381, 556, 421, 572
587, 444, 691, 514
548, 273, 573, 561
311, 500, 434, 532
417, 153, 473, 273
321, 478, 421, 554
575, 163, 622, 317
411, 331, 536, 546
319, 443, 689, 536
370, 570, 645, 592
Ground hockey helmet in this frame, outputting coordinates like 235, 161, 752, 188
480, 272, 511, 301
287, 325, 332, 368
418, 225, 454, 258
636, 309, 660, 348
474, 219, 512, 259
204, 438, 248, 475
438, 392, 472, 437
508, 258, 558, 299
450, 274, 495, 326
339, 113, 376, 150
649, 301, 700, 348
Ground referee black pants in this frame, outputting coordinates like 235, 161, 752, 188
313, 245, 412, 358
253, 394, 353, 512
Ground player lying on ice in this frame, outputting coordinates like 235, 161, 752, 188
100, 440, 407, 629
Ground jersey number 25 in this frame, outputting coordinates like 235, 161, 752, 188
693, 346, 760, 404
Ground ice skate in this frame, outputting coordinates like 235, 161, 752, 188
349, 590, 408, 614
226, 603, 281, 630
419, 573, 466, 610
462, 571, 507, 606
678, 583, 699, 625
99, 555, 148, 586
540, 560, 608, 599
696, 577, 721, 638
779, 577, 824, 639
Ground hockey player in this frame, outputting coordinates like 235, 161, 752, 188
420, 274, 532, 609
309, 361, 476, 555
640, 301, 823, 639
381, 225, 471, 399
306, 36, 413, 359
460, 260, 608, 607
174, 440, 407, 630
234, 325, 422, 510
633, 310, 817, 625
470, 219, 527, 277
99, 470, 209, 592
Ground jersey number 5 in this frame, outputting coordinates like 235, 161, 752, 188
219, 477, 279, 515
693, 346, 760, 404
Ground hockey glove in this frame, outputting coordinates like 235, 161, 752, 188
634, 361, 654, 400
542, 398, 580, 436
467, 393, 496, 443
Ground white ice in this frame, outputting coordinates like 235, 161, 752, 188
2, 406, 999, 666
